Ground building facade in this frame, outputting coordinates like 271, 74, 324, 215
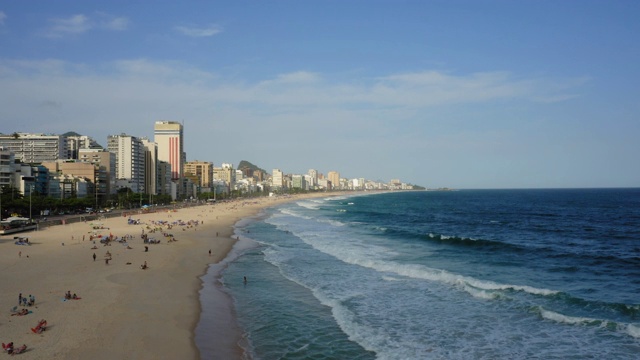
78, 148, 116, 198
0, 133, 67, 163
0, 147, 15, 189
327, 171, 340, 190
66, 134, 102, 159
154, 121, 184, 181
184, 161, 214, 189
107, 134, 146, 193
272, 169, 284, 189
141, 138, 158, 196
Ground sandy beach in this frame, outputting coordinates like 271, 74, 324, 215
0, 194, 325, 359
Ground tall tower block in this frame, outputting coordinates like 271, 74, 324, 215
154, 121, 184, 180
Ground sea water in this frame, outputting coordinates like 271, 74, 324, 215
204, 189, 640, 359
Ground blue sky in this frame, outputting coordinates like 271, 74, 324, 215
1, 1, 638, 188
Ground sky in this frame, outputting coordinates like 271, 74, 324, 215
1, 1, 639, 189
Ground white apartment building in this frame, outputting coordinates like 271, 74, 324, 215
0, 133, 67, 163
0, 146, 15, 188
107, 134, 146, 193
272, 169, 284, 189
66, 134, 102, 159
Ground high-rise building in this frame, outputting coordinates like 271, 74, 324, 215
292, 174, 307, 190
107, 134, 146, 193
213, 163, 235, 192
327, 171, 340, 190
185, 161, 214, 189
0, 146, 15, 189
78, 148, 116, 197
0, 133, 67, 163
141, 138, 158, 196
154, 121, 184, 181
272, 169, 284, 189
308, 169, 318, 188
65, 134, 102, 159
157, 161, 172, 197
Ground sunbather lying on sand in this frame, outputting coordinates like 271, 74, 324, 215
11, 308, 29, 316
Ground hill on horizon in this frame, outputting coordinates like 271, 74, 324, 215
237, 160, 267, 174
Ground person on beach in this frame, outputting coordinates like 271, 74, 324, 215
141, 261, 148, 270
93, 253, 96, 261
32, 319, 47, 334
208, 249, 211, 256
18, 293, 22, 306
11, 308, 29, 316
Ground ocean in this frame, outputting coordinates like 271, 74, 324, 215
200, 189, 640, 359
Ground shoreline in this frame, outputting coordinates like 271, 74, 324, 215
0, 192, 341, 359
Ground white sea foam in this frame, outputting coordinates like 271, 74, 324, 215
538, 307, 601, 325
317, 218, 346, 227
463, 285, 501, 300
625, 324, 640, 338
278, 208, 313, 220
535, 306, 640, 342
296, 200, 320, 210
296, 228, 559, 298
465, 278, 559, 296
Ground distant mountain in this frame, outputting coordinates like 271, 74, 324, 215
62, 131, 83, 137
238, 160, 267, 173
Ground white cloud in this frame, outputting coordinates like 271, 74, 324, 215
0, 11, 6, 25
175, 25, 222, 37
43, 13, 129, 38
102, 16, 129, 31
0, 59, 588, 177
9, 59, 629, 188
275, 71, 321, 84
0, 60, 583, 113
46, 14, 91, 38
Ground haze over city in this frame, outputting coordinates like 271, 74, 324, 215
1, 1, 638, 189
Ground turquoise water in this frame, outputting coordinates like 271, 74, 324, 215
202, 189, 640, 359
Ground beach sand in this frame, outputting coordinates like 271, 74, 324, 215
0, 194, 326, 359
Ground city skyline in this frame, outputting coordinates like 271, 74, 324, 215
1, 2, 639, 189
